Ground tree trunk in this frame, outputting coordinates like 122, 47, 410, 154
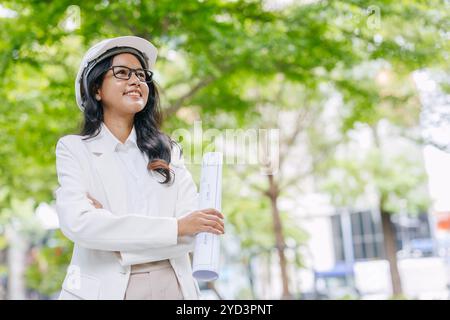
380, 209, 403, 296
372, 124, 403, 296
266, 174, 292, 299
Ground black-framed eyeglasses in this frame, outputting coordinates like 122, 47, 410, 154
107, 65, 154, 83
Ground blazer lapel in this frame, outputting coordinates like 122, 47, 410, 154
85, 130, 128, 216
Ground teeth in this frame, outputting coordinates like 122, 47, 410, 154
125, 91, 141, 96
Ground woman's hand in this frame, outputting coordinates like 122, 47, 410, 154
86, 194, 224, 236
87, 193, 103, 209
177, 209, 225, 237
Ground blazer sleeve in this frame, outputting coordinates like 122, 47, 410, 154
117, 145, 199, 266
55, 138, 178, 252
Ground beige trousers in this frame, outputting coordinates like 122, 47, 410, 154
124, 259, 184, 300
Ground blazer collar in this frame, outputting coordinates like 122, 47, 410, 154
85, 122, 137, 154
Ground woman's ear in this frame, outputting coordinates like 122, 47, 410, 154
95, 88, 101, 101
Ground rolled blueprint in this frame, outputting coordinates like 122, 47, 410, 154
192, 152, 223, 281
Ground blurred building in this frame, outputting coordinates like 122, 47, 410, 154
240, 70, 450, 300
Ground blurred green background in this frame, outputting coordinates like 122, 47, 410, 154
0, 0, 449, 300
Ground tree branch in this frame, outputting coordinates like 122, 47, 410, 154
278, 108, 311, 169
163, 75, 216, 118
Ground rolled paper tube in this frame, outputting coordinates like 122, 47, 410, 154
192, 152, 223, 281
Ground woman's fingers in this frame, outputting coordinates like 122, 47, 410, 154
200, 218, 225, 234
87, 193, 103, 209
200, 213, 224, 225
201, 208, 224, 219
87, 194, 94, 204
178, 209, 226, 237
199, 209, 225, 234
204, 220, 224, 233
202, 226, 223, 235
201, 211, 223, 222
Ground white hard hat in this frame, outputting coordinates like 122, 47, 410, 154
75, 36, 158, 111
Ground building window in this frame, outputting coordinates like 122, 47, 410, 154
331, 210, 384, 262
332, 210, 433, 262
351, 210, 384, 260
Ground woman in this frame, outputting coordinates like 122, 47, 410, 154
55, 36, 225, 300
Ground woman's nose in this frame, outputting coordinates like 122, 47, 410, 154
128, 71, 141, 84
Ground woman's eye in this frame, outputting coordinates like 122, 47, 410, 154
137, 72, 146, 79
117, 69, 127, 75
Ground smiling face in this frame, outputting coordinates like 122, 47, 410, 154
96, 53, 149, 117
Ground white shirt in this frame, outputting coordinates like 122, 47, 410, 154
100, 122, 160, 217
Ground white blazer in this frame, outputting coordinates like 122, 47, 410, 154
55, 129, 201, 300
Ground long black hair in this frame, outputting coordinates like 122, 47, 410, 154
79, 52, 176, 185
